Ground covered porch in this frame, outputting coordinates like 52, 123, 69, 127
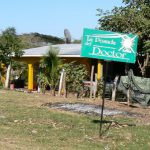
15, 44, 103, 91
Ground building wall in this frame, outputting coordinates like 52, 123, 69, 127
13, 56, 94, 90
62, 57, 92, 73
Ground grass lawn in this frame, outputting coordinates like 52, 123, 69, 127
0, 90, 150, 150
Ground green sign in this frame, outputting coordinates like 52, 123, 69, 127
81, 28, 138, 63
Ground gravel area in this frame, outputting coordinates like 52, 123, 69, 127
48, 103, 142, 117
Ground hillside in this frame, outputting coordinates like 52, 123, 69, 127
19, 32, 65, 49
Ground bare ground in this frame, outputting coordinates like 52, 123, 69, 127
32, 91, 150, 126
1, 90, 150, 125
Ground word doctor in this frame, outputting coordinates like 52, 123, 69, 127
90, 46, 126, 59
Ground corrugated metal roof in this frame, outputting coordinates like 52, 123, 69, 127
23, 44, 81, 57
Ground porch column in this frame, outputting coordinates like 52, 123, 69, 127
97, 60, 103, 80
28, 63, 33, 90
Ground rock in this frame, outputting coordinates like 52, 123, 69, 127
32, 130, 38, 134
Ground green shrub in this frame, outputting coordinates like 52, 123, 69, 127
96, 78, 104, 98
0, 80, 3, 89
63, 61, 89, 94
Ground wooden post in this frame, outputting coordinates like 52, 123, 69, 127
127, 70, 131, 106
58, 69, 66, 97
4, 63, 11, 89
62, 71, 66, 98
90, 65, 94, 99
127, 88, 131, 106
93, 73, 98, 99
58, 69, 64, 96
112, 75, 119, 101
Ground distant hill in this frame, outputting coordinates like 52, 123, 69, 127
19, 32, 65, 49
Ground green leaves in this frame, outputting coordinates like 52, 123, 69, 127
0, 27, 23, 66
63, 61, 88, 93
144, 40, 150, 52
38, 46, 61, 94
97, 1, 150, 76
97, 1, 150, 53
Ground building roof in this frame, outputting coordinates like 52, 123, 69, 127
23, 44, 82, 57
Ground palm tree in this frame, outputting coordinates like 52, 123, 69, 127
38, 46, 61, 95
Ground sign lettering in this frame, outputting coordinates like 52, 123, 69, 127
81, 28, 138, 63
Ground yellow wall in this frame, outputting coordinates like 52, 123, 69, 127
62, 57, 91, 73
0, 63, 6, 84
14, 57, 40, 64
15, 56, 92, 72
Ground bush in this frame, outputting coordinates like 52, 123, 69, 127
0, 80, 3, 89
96, 78, 104, 98
37, 46, 61, 95
63, 61, 89, 94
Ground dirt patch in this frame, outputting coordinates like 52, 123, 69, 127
46, 102, 143, 118
97, 99, 150, 125
2, 90, 150, 125
40, 95, 150, 125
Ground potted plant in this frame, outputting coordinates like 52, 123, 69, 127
10, 79, 15, 90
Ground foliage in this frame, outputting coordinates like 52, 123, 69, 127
33, 32, 65, 44
37, 46, 61, 94
10, 61, 28, 82
0, 27, 23, 88
97, 0, 150, 49
0, 63, 5, 81
97, 0, 150, 76
0, 27, 23, 66
144, 40, 150, 52
72, 39, 81, 44
0, 80, 3, 88
37, 72, 49, 93
96, 78, 104, 98
62, 61, 89, 94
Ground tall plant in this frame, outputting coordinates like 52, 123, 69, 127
38, 46, 61, 95
62, 61, 88, 95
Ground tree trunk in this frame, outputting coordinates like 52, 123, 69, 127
137, 53, 149, 77
5, 64, 11, 89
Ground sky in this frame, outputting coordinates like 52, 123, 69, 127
0, 0, 123, 40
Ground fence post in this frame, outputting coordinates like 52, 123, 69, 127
112, 75, 119, 101
90, 65, 94, 99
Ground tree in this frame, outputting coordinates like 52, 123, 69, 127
0, 27, 23, 88
97, 0, 150, 76
37, 46, 61, 95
